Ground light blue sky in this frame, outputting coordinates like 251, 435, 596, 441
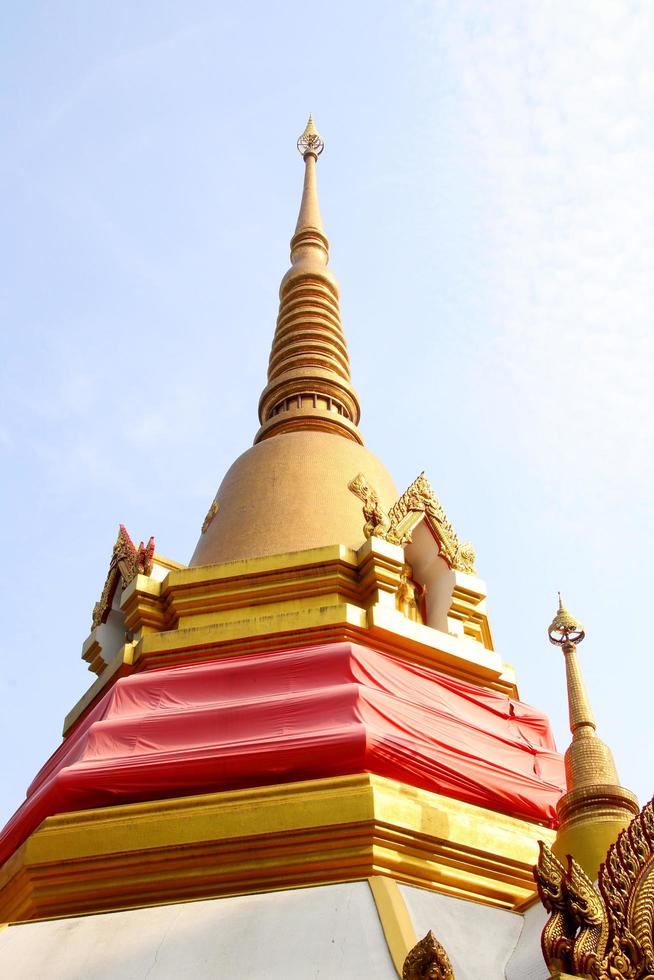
1, 1, 652, 824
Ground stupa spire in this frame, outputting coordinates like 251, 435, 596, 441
549, 594, 598, 745
547, 594, 638, 877
254, 116, 363, 445
293, 115, 325, 234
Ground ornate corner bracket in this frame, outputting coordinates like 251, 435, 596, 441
91, 525, 155, 629
402, 930, 455, 979
534, 796, 654, 978
348, 471, 476, 574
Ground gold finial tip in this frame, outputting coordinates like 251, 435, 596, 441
548, 593, 585, 646
297, 115, 324, 158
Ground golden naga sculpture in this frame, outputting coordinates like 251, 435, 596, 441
348, 471, 476, 574
533, 841, 576, 973
534, 796, 654, 978
347, 473, 401, 544
92, 525, 155, 629
402, 930, 455, 979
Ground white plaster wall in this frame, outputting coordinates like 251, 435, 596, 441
95, 586, 127, 661
404, 520, 455, 631
150, 562, 171, 583
399, 884, 524, 979
505, 900, 550, 980
0, 882, 397, 980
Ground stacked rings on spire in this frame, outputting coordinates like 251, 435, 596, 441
254, 137, 362, 445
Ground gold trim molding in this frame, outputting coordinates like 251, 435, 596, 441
0, 774, 552, 924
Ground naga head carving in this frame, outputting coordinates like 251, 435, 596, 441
535, 798, 654, 978
534, 841, 567, 911
566, 855, 605, 927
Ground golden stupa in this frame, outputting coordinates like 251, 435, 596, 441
0, 119, 649, 980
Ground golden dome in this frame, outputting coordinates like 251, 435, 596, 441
190, 431, 397, 565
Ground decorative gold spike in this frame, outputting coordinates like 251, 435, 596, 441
297, 114, 324, 158
402, 930, 455, 979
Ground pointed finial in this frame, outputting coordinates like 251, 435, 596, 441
548, 593, 593, 733
546, 590, 639, 878
254, 118, 362, 445
548, 592, 585, 647
297, 114, 324, 158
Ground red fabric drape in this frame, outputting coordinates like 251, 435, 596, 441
0, 642, 564, 865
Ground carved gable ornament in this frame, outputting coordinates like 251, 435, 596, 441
402, 930, 455, 979
348, 471, 476, 575
534, 796, 654, 978
91, 525, 155, 629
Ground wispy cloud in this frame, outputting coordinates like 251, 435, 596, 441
428, 1, 654, 497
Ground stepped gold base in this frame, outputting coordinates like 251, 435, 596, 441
0, 774, 553, 924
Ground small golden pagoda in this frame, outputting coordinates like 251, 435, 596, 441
0, 119, 648, 980
533, 597, 651, 980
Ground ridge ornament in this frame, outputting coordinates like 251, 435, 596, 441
91, 525, 155, 629
348, 470, 476, 574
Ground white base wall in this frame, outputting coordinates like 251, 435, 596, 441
399, 884, 549, 980
0, 881, 550, 979
0, 883, 396, 980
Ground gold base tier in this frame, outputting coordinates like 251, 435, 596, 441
0, 774, 553, 924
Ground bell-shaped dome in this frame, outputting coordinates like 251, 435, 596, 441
190, 430, 397, 565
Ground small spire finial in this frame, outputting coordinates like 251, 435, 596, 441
548, 592, 585, 647
297, 114, 324, 158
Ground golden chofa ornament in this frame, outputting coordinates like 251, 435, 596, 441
547, 592, 585, 647
297, 114, 324, 158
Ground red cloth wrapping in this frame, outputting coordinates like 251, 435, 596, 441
0, 642, 564, 865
